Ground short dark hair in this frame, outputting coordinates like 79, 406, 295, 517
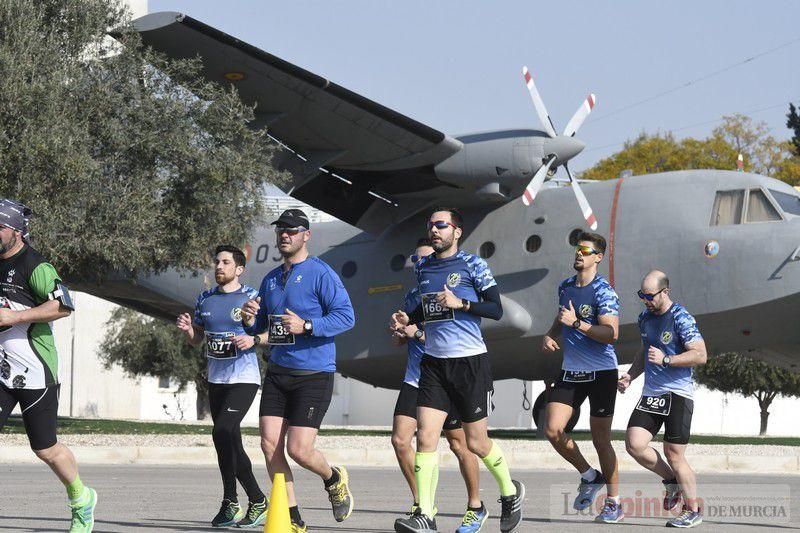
430, 207, 463, 229
416, 237, 432, 247
577, 232, 607, 255
215, 245, 246, 267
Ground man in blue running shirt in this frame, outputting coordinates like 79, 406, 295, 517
176, 245, 267, 528
618, 270, 707, 529
389, 237, 485, 533
541, 232, 623, 523
241, 209, 355, 533
391, 208, 524, 533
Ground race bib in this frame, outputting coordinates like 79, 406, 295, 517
421, 292, 454, 322
636, 392, 672, 415
563, 370, 595, 383
205, 331, 238, 360
268, 315, 295, 345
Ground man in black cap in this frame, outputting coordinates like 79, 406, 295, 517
0, 199, 98, 532
241, 209, 356, 532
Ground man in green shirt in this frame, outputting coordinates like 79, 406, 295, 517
0, 199, 97, 532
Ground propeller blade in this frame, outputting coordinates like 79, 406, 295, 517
562, 94, 597, 137
521, 155, 557, 206
565, 165, 598, 230
522, 66, 557, 138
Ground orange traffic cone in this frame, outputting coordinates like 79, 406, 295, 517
264, 473, 290, 532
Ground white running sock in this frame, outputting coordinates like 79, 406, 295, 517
580, 467, 597, 482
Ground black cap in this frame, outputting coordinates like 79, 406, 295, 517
271, 208, 310, 229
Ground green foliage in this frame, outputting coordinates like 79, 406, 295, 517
581, 114, 800, 186
788, 103, 800, 156
695, 352, 800, 435
99, 307, 205, 389
0, 0, 286, 280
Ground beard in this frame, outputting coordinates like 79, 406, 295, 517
431, 235, 453, 253
277, 239, 303, 258
215, 271, 236, 286
0, 234, 17, 255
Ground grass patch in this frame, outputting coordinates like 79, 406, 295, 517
2, 417, 798, 446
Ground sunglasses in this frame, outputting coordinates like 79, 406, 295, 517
427, 220, 457, 231
638, 288, 666, 301
575, 245, 600, 256
274, 226, 307, 236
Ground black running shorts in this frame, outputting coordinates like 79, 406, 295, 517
628, 392, 693, 445
417, 353, 493, 424
0, 383, 59, 450
259, 371, 334, 429
549, 369, 618, 418
393, 382, 462, 430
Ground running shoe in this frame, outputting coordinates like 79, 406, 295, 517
457, 505, 488, 532
663, 478, 682, 511
325, 465, 354, 522
394, 508, 437, 532
211, 499, 244, 527
666, 507, 703, 528
291, 519, 308, 532
68, 487, 97, 533
499, 479, 525, 532
573, 471, 607, 511
236, 496, 268, 528
594, 497, 624, 523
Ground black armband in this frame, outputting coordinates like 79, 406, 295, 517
48, 283, 75, 311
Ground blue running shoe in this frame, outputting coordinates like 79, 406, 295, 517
662, 478, 682, 511
666, 507, 703, 528
594, 498, 624, 523
456, 505, 488, 533
573, 471, 607, 511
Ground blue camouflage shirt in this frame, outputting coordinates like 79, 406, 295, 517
193, 285, 262, 385
414, 250, 496, 358
558, 274, 620, 372
639, 303, 703, 400
402, 287, 424, 387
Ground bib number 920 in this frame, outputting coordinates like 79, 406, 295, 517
421, 293, 454, 322
636, 392, 672, 416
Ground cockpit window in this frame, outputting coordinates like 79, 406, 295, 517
745, 189, 781, 223
710, 190, 744, 226
769, 189, 800, 216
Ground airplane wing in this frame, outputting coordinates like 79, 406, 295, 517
131, 12, 463, 234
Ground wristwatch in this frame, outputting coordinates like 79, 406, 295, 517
663, 355, 671, 367
461, 298, 470, 312
413, 329, 424, 340
303, 320, 313, 335
253, 335, 261, 345
572, 319, 582, 330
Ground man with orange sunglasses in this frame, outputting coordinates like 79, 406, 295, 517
541, 231, 623, 523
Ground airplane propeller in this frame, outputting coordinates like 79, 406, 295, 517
520, 66, 598, 230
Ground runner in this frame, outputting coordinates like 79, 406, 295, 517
618, 270, 707, 528
241, 209, 355, 533
0, 199, 97, 533
541, 231, 623, 523
391, 207, 524, 533
176, 244, 268, 528
390, 237, 486, 533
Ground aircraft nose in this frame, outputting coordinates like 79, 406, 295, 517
542, 136, 586, 164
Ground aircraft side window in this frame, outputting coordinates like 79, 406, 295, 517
389, 254, 406, 271
525, 235, 542, 253
769, 189, 800, 216
341, 261, 357, 278
745, 189, 781, 223
710, 190, 744, 226
479, 241, 496, 259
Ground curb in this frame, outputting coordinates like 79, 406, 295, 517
2, 445, 798, 474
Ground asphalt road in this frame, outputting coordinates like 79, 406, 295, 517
1, 464, 797, 532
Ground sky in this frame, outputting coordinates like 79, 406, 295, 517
147, 0, 799, 173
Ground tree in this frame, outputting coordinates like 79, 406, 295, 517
787, 103, 800, 156
580, 114, 800, 186
0, 0, 286, 281
695, 352, 800, 436
99, 307, 211, 419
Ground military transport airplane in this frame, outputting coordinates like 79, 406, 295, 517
77, 13, 800, 401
